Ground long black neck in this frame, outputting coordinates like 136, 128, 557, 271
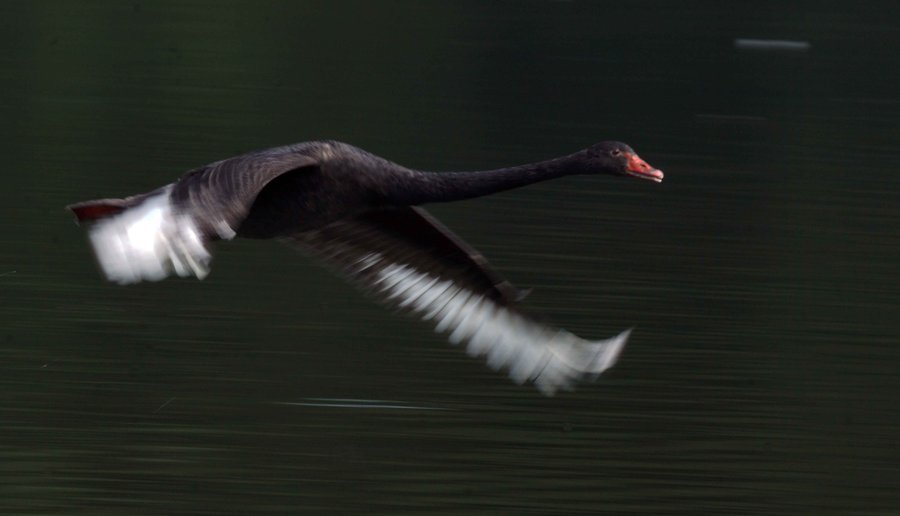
378, 150, 591, 206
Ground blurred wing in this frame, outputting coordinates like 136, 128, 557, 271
285, 207, 629, 395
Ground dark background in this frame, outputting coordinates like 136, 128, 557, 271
1, 1, 898, 513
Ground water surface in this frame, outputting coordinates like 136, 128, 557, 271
1, 1, 898, 513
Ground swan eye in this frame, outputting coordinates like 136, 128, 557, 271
610, 149, 622, 157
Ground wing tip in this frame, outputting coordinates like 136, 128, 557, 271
534, 327, 633, 396
592, 326, 632, 374
76, 190, 213, 284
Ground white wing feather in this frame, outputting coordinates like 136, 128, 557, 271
351, 252, 629, 395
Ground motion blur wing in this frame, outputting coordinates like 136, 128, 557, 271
285, 206, 629, 395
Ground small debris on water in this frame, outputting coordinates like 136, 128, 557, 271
735, 39, 811, 52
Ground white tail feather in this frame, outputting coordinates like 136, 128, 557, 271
84, 187, 212, 284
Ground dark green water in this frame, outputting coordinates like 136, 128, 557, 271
2, 1, 899, 514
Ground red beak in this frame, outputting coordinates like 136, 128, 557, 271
625, 153, 664, 183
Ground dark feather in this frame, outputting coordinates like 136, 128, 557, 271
286, 207, 521, 306
170, 145, 320, 236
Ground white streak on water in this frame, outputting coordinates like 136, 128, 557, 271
272, 399, 452, 411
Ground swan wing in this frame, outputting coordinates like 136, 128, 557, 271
285, 207, 629, 395
68, 144, 321, 284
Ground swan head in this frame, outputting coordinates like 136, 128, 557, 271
586, 141, 664, 183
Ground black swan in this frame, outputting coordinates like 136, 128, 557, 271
68, 140, 663, 395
